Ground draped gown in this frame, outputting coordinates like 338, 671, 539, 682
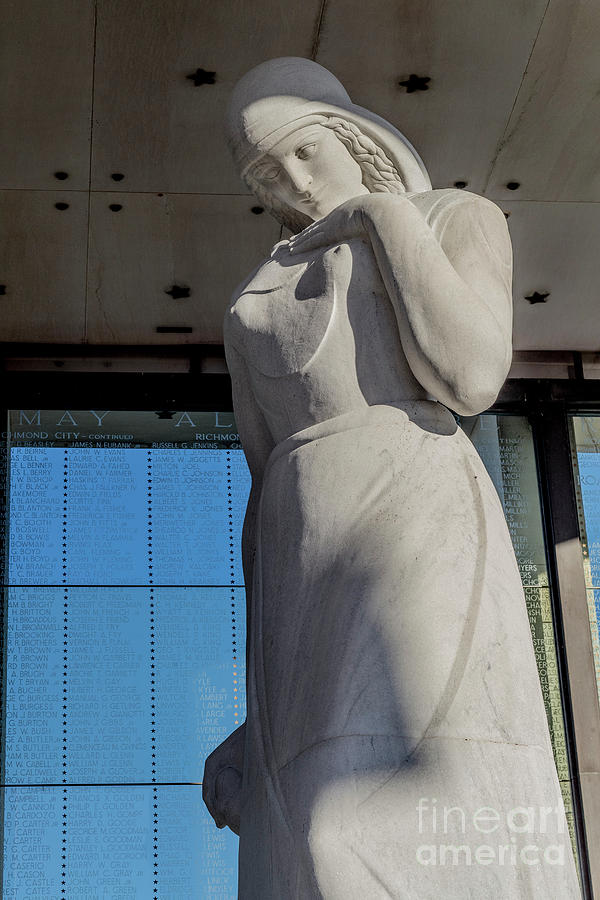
223, 189, 580, 899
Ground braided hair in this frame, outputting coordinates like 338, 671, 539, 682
323, 117, 405, 196
244, 115, 405, 234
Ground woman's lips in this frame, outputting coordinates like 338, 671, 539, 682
300, 189, 321, 204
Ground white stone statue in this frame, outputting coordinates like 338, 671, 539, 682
203, 57, 580, 898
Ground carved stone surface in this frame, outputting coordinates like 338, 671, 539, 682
203, 57, 581, 898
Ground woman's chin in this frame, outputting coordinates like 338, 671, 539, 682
306, 204, 331, 221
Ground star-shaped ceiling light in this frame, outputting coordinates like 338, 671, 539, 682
187, 68, 216, 86
165, 284, 191, 299
398, 74, 431, 93
525, 291, 550, 304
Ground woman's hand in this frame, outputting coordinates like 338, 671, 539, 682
288, 193, 416, 255
202, 722, 246, 835
288, 195, 371, 255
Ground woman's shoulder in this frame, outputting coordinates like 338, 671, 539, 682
407, 188, 505, 232
408, 189, 510, 267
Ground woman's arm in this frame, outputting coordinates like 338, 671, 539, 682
289, 192, 513, 416
203, 336, 274, 833
224, 339, 275, 630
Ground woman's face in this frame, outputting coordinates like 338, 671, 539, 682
249, 123, 369, 220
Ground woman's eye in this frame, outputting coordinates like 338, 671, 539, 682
257, 166, 280, 181
297, 143, 317, 160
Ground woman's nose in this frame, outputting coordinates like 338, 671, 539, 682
285, 162, 312, 194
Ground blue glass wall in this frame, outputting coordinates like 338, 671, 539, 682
1, 411, 250, 898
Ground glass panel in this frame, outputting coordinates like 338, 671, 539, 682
3, 587, 246, 785
5, 410, 249, 587
461, 414, 576, 849
2, 786, 237, 899
568, 416, 600, 700
1, 412, 248, 897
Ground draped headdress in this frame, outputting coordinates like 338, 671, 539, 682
226, 57, 431, 231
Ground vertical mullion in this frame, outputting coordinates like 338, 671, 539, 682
532, 403, 599, 898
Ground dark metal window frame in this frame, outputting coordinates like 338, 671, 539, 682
495, 378, 600, 899
0, 370, 598, 897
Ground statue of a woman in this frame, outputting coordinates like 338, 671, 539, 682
203, 58, 580, 898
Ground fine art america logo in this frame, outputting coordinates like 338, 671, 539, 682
415, 798, 569, 867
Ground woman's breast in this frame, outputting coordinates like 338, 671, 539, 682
229, 240, 342, 377
227, 238, 428, 439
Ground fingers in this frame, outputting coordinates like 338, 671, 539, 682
205, 767, 242, 832
203, 773, 226, 829
288, 227, 327, 255
203, 757, 244, 833
202, 757, 219, 822
288, 214, 332, 254
202, 723, 247, 823
215, 767, 243, 835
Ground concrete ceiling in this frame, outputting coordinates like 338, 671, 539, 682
1, 0, 599, 351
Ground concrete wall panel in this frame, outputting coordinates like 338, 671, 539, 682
0, 0, 95, 190
487, 0, 600, 202
0, 190, 88, 341
505, 201, 600, 351
86, 192, 280, 344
